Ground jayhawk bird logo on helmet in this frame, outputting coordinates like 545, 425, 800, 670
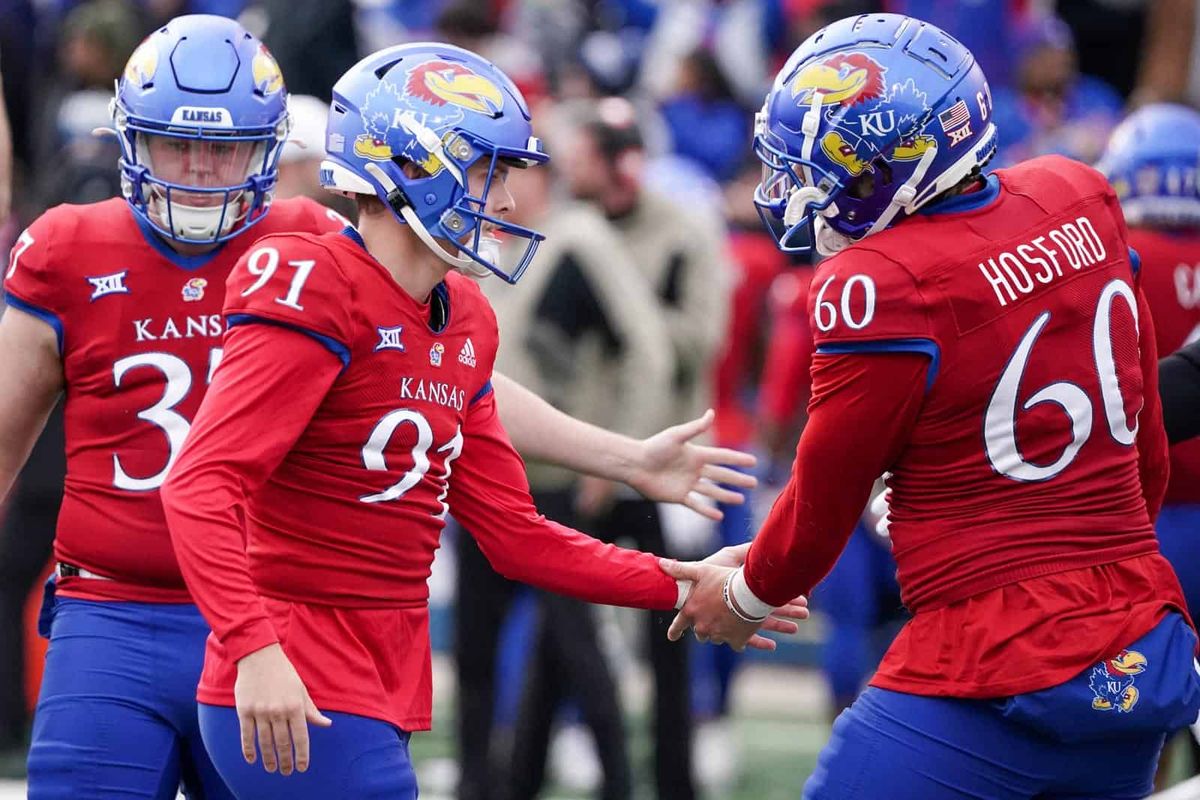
352, 61, 506, 170
791, 53, 888, 108
407, 60, 504, 116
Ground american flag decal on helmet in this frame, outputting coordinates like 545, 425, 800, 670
938, 100, 973, 145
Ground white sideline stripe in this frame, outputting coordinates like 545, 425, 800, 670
1151, 775, 1200, 800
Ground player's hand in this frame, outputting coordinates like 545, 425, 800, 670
234, 643, 332, 776
868, 486, 891, 543
659, 559, 809, 652
628, 409, 757, 521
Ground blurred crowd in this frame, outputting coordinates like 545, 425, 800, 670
0, 0, 1198, 795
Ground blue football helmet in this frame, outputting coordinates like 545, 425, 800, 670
112, 15, 290, 244
755, 13, 998, 255
319, 42, 548, 283
1096, 104, 1200, 229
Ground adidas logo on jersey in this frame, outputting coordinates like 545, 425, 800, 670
458, 338, 477, 368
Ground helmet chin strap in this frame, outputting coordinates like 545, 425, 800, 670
814, 218, 852, 256
363, 162, 493, 278
863, 141, 939, 239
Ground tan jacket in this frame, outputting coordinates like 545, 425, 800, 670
486, 201, 672, 490
607, 190, 732, 425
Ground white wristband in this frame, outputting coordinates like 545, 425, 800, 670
730, 567, 775, 620
675, 579, 693, 610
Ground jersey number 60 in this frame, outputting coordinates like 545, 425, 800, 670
985, 279, 1140, 482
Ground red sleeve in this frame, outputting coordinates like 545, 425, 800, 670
448, 389, 678, 610
4, 214, 67, 352
757, 295, 814, 428
743, 351, 928, 606
162, 322, 341, 662
1136, 284, 1169, 522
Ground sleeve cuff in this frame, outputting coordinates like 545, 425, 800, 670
731, 567, 776, 619
220, 617, 281, 664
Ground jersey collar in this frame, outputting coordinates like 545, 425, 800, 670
919, 173, 1001, 216
131, 209, 227, 271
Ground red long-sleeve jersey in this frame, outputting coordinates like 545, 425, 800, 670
745, 157, 1186, 698
162, 229, 678, 731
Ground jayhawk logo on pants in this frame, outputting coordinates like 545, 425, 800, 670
1089, 650, 1148, 713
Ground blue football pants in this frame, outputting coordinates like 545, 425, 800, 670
804, 612, 1200, 799
27, 587, 232, 799
198, 704, 417, 799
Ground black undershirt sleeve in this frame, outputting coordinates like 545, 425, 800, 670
1159, 338, 1200, 444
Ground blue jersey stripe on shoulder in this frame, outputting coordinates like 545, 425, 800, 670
470, 380, 493, 406
341, 226, 367, 251
816, 338, 941, 392
225, 313, 351, 372
919, 173, 1000, 216
1128, 246, 1141, 277
5, 292, 64, 355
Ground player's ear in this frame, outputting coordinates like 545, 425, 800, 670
397, 159, 432, 181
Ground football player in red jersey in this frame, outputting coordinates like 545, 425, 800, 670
159, 42, 806, 799
0, 16, 347, 798
1098, 103, 1200, 778
665, 14, 1200, 798
0, 18, 760, 800
1098, 104, 1200, 621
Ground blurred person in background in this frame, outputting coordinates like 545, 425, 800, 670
273, 94, 355, 221
30, 0, 141, 209
659, 48, 750, 184
1098, 103, 1200, 781
990, 13, 1123, 168
1056, 0, 1194, 103
457, 152, 672, 800
259, 0, 357, 98
0, 63, 11, 231
525, 95, 732, 800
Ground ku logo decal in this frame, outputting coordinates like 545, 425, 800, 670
822, 131, 873, 176
1089, 650, 1148, 713
252, 44, 284, 96
429, 341, 445, 367
818, 78, 936, 178
353, 59, 505, 167
182, 278, 207, 302
87, 271, 129, 301
791, 53, 887, 108
375, 325, 405, 352
124, 38, 158, 88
